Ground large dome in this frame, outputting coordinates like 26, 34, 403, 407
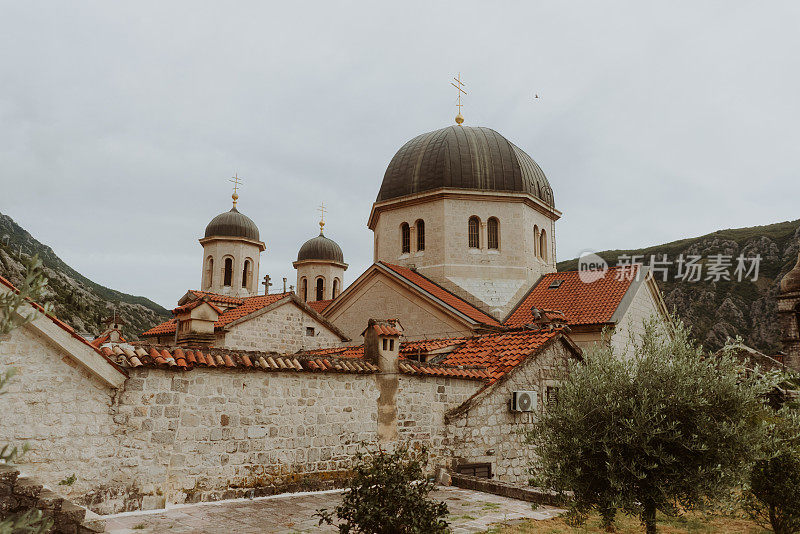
781, 252, 800, 294
204, 207, 260, 241
376, 125, 553, 206
297, 233, 345, 263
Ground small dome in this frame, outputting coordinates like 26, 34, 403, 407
377, 125, 553, 206
297, 233, 345, 263
781, 252, 800, 293
204, 207, 260, 241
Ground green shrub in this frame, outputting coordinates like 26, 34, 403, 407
744, 407, 800, 534
316, 445, 448, 534
528, 316, 772, 533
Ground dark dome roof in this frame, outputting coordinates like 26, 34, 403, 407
781, 252, 800, 293
377, 125, 553, 206
297, 233, 345, 263
204, 207, 260, 241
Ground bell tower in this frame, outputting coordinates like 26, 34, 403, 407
200, 177, 266, 297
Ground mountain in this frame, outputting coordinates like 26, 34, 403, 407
0, 212, 169, 341
557, 219, 800, 354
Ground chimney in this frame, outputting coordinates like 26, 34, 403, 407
363, 318, 402, 370
363, 319, 402, 443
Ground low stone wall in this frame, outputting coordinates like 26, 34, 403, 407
450, 473, 564, 507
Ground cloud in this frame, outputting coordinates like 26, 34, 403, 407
1, 1, 798, 308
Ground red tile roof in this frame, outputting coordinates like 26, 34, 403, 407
380, 262, 501, 326
90, 331, 127, 348
305, 327, 572, 384
142, 292, 294, 337
504, 266, 639, 327
308, 299, 333, 313
103, 345, 380, 374
0, 275, 126, 375
370, 323, 402, 336
187, 290, 245, 305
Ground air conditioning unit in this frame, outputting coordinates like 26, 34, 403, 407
511, 391, 537, 412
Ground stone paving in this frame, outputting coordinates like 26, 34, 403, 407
103, 486, 564, 533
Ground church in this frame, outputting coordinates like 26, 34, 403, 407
0, 113, 688, 519
141, 118, 669, 356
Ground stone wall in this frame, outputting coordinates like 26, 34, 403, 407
324, 273, 475, 342
97, 366, 481, 514
445, 339, 574, 483
0, 325, 120, 511
371, 192, 557, 318
220, 301, 343, 352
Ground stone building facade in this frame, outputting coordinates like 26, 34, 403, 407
778, 252, 800, 370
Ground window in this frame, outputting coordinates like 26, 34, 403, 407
316, 277, 324, 301
548, 279, 564, 289
306, 327, 315, 337
416, 219, 425, 251
540, 229, 548, 262
487, 217, 499, 250
382, 338, 388, 350
401, 223, 410, 253
389, 339, 395, 351
468, 216, 480, 248
223, 258, 233, 287
301, 278, 308, 302
332, 278, 340, 298
241, 260, 251, 289
546, 386, 560, 407
205, 257, 214, 288
457, 463, 492, 478
533, 225, 539, 257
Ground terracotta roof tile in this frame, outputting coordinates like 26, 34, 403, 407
308, 299, 333, 313
504, 266, 639, 327
112, 345, 380, 375
380, 262, 501, 326
142, 292, 294, 337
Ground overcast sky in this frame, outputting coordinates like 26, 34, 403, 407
1, 2, 798, 308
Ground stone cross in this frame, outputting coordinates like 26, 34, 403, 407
262, 274, 272, 295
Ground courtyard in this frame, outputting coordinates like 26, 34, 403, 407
102, 486, 564, 534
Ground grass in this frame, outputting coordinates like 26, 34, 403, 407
484, 510, 769, 534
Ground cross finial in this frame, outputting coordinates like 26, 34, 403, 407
450, 73, 467, 125
229, 173, 242, 207
318, 202, 327, 234
262, 274, 272, 295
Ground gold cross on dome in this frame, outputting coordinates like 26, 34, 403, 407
229, 173, 242, 207
318, 202, 327, 233
450, 73, 467, 124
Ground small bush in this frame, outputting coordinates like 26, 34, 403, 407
316, 445, 448, 534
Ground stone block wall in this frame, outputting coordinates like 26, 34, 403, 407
0, 326, 120, 512
445, 340, 573, 484
220, 302, 342, 353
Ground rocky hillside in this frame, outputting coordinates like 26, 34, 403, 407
558, 219, 800, 354
0, 212, 169, 341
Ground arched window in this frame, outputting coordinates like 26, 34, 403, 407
316, 278, 325, 301
416, 219, 425, 251
540, 229, 548, 262
533, 225, 539, 257
205, 257, 214, 289
487, 217, 499, 250
241, 259, 251, 289
301, 277, 308, 302
468, 217, 480, 248
223, 258, 233, 287
332, 278, 340, 298
401, 223, 410, 253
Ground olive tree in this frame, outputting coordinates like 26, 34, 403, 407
744, 405, 800, 534
528, 316, 772, 533
0, 256, 54, 534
